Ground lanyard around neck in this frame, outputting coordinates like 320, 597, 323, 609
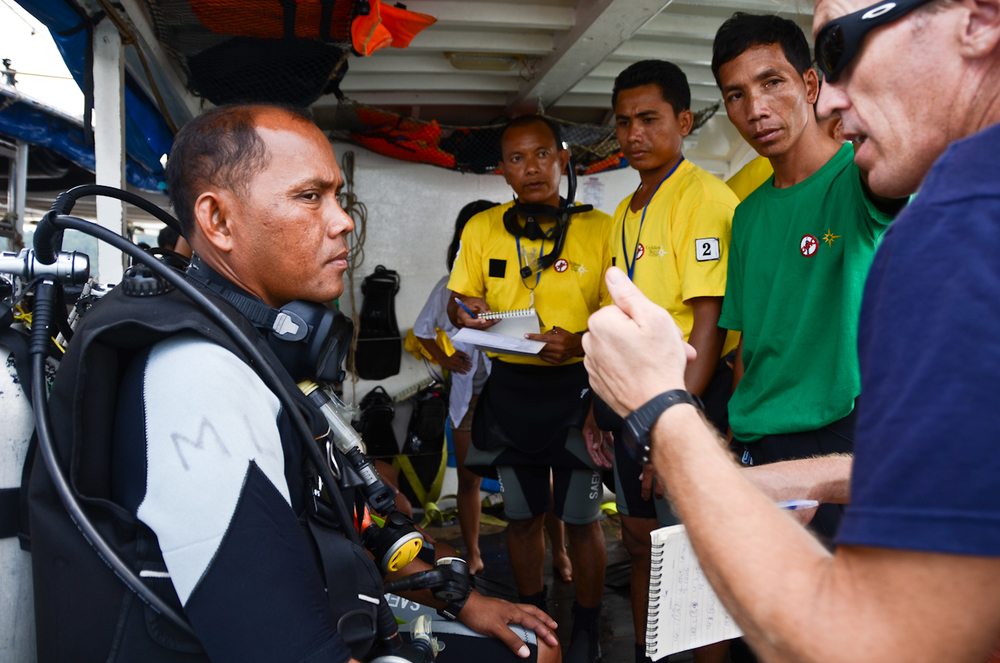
621, 157, 685, 280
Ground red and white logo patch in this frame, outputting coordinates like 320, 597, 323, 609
554, 259, 569, 272
635, 243, 645, 260
800, 234, 818, 257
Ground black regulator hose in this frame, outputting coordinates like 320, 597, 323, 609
30, 212, 363, 637
28, 279, 196, 636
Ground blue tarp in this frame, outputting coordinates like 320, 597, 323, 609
0, 91, 162, 191
12, 0, 174, 191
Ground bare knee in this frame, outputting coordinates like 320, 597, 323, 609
508, 514, 545, 538
564, 520, 601, 545
536, 634, 563, 663
620, 516, 654, 561
457, 468, 481, 494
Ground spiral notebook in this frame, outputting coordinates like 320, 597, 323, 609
646, 525, 743, 660
450, 308, 545, 356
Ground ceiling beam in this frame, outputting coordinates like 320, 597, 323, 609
552, 91, 718, 110
315, 91, 510, 107
402, 1, 575, 30
568, 76, 720, 102
340, 73, 521, 93
505, 0, 674, 113
407, 29, 554, 55
612, 38, 714, 64
666, 0, 812, 18
349, 53, 519, 77
636, 12, 724, 41
586, 61, 718, 88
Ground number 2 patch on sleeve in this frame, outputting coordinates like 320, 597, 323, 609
695, 238, 721, 262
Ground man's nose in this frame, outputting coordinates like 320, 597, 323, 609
747, 91, 769, 120
328, 198, 355, 237
816, 79, 850, 120
626, 122, 643, 144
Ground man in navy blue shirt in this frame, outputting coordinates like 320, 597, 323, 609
582, 0, 1000, 660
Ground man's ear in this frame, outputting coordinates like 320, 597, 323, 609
558, 147, 571, 176
677, 109, 695, 137
959, 0, 1000, 59
804, 67, 821, 106
192, 189, 236, 253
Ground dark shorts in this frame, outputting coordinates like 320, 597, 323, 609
465, 361, 595, 478
611, 355, 734, 523
730, 405, 857, 545
496, 461, 604, 524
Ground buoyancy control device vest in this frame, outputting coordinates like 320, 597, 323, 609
26, 278, 385, 662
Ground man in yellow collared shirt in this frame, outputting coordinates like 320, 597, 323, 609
448, 115, 612, 663
589, 60, 740, 663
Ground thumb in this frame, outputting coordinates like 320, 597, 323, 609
605, 267, 652, 322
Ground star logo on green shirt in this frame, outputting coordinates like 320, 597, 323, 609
822, 229, 841, 246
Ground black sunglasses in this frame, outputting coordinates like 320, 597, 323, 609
815, 0, 936, 82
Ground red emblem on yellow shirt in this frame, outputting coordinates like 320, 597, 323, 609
554, 259, 569, 272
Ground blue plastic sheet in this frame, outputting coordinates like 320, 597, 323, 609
13, 0, 174, 190
0, 95, 162, 191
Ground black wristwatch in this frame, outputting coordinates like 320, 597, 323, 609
437, 596, 468, 621
621, 390, 704, 464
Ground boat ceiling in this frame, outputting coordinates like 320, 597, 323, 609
330, 0, 814, 126
310, 0, 813, 175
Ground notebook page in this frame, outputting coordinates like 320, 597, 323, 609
450, 327, 546, 356
487, 312, 541, 338
647, 525, 743, 660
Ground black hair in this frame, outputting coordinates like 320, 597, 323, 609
157, 224, 180, 249
499, 115, 563, 158
447, 200, 499, 271
164, 103, 315, 236
711, 12, 812, 88
611, 60, 691, 113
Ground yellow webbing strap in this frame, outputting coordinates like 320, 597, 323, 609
392, 433, 448, 527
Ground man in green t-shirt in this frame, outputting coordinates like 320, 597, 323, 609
712, 13, 905, 544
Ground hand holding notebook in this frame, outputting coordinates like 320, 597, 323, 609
451, 307, 546, 356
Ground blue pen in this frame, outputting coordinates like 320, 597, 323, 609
454, 297, 478, 319
776, 499, 819, 510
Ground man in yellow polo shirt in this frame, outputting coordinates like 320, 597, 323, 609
587, 60, 740, 663
448, 115, 612, 663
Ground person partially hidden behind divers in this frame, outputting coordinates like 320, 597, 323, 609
26, 104, 561, 663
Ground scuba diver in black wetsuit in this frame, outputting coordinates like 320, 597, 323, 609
26, 104, 562, 663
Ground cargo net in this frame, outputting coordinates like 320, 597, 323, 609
327, 101, 720, 175
142, 0, 353, 107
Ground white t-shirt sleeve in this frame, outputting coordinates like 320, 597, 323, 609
413, 275, 451, 339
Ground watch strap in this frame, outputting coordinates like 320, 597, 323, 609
625, 390, 704, 463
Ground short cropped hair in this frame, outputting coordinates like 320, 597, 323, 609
612, 60, 690, 114
157, 225, 179, 249
499, 115, 563, 157
448, 200, 499, 271
164, 104, 314, 236
711, 13, 812, 88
